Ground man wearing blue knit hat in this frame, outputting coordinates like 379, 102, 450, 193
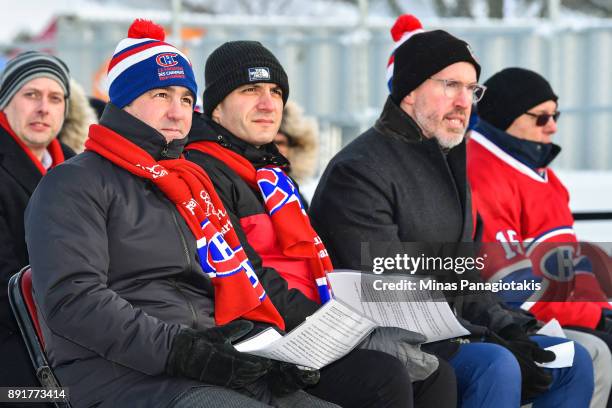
24, 19, 337, 408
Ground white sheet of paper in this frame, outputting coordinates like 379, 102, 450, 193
536, 341, 574, 368
234, 298, 376, 369
234, 327, 283, 353
536, 318, 566, 339
327, 270, 469, 343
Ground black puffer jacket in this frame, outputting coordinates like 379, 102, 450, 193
185, 114, 319, 327
25, 104, 305, 407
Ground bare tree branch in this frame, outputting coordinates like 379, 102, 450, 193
487, 0, 504, 18
563, 0, 612, 16
386, 0, 403, 16
455, 0, 474, 17
433, 0, 451, 17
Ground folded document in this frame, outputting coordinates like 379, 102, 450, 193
235, 298, 376, 369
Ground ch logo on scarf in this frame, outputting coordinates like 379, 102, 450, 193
136, 163, 168, 179
200, 190, 227, 221
197, 219, 267, 301
257, 167, 304, 216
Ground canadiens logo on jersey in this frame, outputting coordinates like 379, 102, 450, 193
538, 245, 576, 282
197, 218, 266, 301
257, 167, 304, 215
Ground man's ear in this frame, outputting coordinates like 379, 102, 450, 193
402, 90, 416, 106
399, 90, 416, 116
211, 105, 221, 124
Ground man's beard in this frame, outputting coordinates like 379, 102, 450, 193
413, 104, 466, 150
434, 130, 464, 150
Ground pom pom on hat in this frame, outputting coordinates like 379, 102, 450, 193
390, 14, 423, 42
106, 18, 197, 108
386, 14, 425, 92
127, 19, 166, 41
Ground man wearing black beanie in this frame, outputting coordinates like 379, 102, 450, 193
186, 40, 460, 408
310, 19, 595, 408
469, 67, 612, 407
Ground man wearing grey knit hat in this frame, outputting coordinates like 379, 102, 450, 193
0, 50, 74, 406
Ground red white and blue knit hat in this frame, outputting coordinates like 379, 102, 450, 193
386, 14, 425, 92
107, 19, 197, 108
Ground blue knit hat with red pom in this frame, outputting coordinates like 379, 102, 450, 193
107, 19, 197, 108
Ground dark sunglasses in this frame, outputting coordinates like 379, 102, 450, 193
524, 111, 561, 126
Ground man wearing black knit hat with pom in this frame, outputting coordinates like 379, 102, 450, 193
310, 22, 595, 407
24, 20, 343, 408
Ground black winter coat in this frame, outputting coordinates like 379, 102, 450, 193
185, 114, 319, 330
0, 123, 74, 333
310, 97, 515, 347
26, 104, 211, 407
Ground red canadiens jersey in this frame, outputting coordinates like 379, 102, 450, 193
467, 130, 610, 329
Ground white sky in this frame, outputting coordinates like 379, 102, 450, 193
1, 0, 85, 43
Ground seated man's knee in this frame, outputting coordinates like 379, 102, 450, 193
571, 341, 595, 386
478, 343, 521, 380
359, 349, 413, 395
452, 342, 521, 388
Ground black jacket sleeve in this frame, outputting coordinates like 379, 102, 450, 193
0, 206, 23, 331
25, 162, 181, 376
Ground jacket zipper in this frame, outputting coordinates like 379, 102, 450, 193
170, 279, 198, 329
170, 207, 198, 328
161, 142, 170, 158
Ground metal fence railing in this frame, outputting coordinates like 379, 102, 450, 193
3, 13, 611, 172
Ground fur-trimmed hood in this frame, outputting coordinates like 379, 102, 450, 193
279, 101, 318, 183
58, 79, 97, 153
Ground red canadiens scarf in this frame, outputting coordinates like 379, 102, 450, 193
186, 141, 333, 304
85, 125, 285, 330
0, 111, 65, 175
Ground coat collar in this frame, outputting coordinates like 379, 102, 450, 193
374, 96, 428, 143
188, 113, 289, 168
372, 96, 473, 241
474, 118, 561, 169
0, 120, 44, 194
99, 103, 186, 160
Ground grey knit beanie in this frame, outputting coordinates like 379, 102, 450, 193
0, 51, 71, 115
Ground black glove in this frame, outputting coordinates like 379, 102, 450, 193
166, 320, 272, 388
597, 313, 612, 334
266, 362, 321, 397
488, 324, 555, 401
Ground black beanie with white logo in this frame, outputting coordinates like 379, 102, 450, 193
203, 41, 289, 117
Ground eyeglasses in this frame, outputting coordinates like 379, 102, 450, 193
524, 111, 561, 127
428, 78, 487, 103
